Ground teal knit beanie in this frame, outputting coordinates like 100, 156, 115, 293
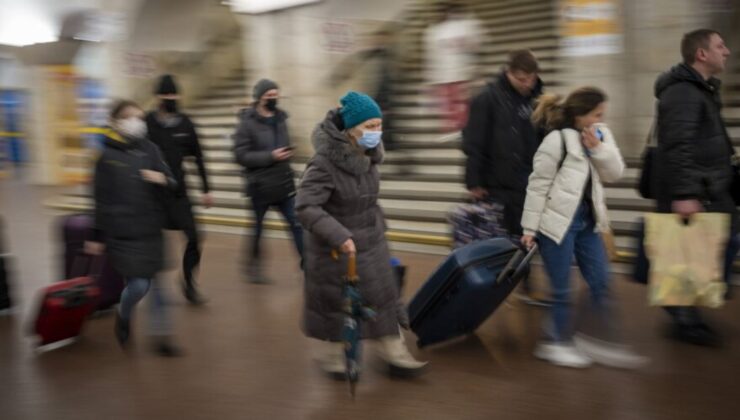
339, 91, 382, 129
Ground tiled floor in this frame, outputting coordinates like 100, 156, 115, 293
1, 179, 739, 420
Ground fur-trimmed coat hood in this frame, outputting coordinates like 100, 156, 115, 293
310, 109, 384, 176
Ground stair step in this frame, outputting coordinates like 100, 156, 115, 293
58, 190, 655, 233
414, 0, 553, 20
198, 127, 236, 137
392, 119, 448, 130
406, 10, 556, 33
403, 32, 559, 60
194, 97, 251, 108
398, 58, 560, 75
206, 84, 249, 96
193, 161, 465, 177
391, 70, 562, 94
189, 164, 643, 200
190, 108, 242, 117
191, 115, 240, 126
189, 165, 645, 203
200, 145, 467, 164
399, 49, 558, 71
190, 165, 460, 183
188, 174, 468, 197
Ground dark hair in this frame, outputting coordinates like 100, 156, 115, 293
532, 87, 607, 131
109, 100, 141, 120
508, 49, 539, 74
682, 29, 721, 64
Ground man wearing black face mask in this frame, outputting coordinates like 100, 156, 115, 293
233, 79, 304, 283
146, 74, 211, 305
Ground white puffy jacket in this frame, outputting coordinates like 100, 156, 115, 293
521, 125, 625, 245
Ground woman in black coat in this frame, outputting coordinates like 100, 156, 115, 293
86, 100, 180, 356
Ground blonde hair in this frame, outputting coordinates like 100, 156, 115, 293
532, 87, 607, 131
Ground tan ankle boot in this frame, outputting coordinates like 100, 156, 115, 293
376, 333, 428, 375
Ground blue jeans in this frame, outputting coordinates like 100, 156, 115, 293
251, 196, 304, 263
538, 203, 612, 342
118, 277, 170, 336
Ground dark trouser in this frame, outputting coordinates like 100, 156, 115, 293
250, 196, 304, 264
0, 256, 11, 309
163, 195, 201, 289
664, 232, 740, 324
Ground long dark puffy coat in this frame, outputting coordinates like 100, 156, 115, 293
296, 110, 400, 341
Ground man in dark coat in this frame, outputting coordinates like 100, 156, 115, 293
233, 79, 304, 283
146, 74, 211, 305
462, 50, 543, 237
653, 29, 736, 346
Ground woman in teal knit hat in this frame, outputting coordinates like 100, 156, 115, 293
296, 91, 427, 378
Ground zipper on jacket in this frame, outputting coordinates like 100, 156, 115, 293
549, 131, 595, 242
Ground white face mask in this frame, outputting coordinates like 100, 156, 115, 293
117, 117, 147, 139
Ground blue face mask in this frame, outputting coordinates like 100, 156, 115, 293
358, 130, 382, 149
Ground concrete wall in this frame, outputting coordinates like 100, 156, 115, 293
236, 0, 417, 154
8, 0, 244, 184
558, 0, 736, 158
0, 54, 26, 89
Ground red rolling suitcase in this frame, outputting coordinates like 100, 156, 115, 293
61, 214, 124, 311
32, 257, 101, 347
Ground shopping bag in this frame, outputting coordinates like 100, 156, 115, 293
644, 213, 729, 308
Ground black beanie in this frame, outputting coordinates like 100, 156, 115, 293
253, 79, 279, 100
155, 74, 178, 95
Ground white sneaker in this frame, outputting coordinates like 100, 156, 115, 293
534, 342, 593, 368
574, 334, 650, 370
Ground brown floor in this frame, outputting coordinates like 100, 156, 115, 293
1, 179, 740, 420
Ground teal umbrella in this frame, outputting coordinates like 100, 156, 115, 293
336, 252, 376, 397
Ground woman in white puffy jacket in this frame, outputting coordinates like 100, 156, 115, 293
521, 87, 646, 369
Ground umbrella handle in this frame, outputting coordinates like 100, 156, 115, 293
331, 249, 358, 280
347, 253, 357, 279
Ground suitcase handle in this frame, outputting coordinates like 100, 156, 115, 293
49, 284, 93, 308
496, 244, 538, 285
70, 252, 104, 279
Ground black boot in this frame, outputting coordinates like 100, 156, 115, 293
153, 338, 183, 357
666, 307, 722, 347
114, 312, 130, 349
246, 261, 270, 284
183, 283, 208, 306
670, 322, 723, 348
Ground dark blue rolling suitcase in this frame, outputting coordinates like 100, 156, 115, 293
408, 238, 537, 348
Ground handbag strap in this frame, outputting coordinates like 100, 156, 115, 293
718, 105, 738, 162
557, 130, 567, 170
646, 101, 659, 148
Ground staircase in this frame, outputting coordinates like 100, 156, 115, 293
188, 0, 570, 253
49, 0, 740, 271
